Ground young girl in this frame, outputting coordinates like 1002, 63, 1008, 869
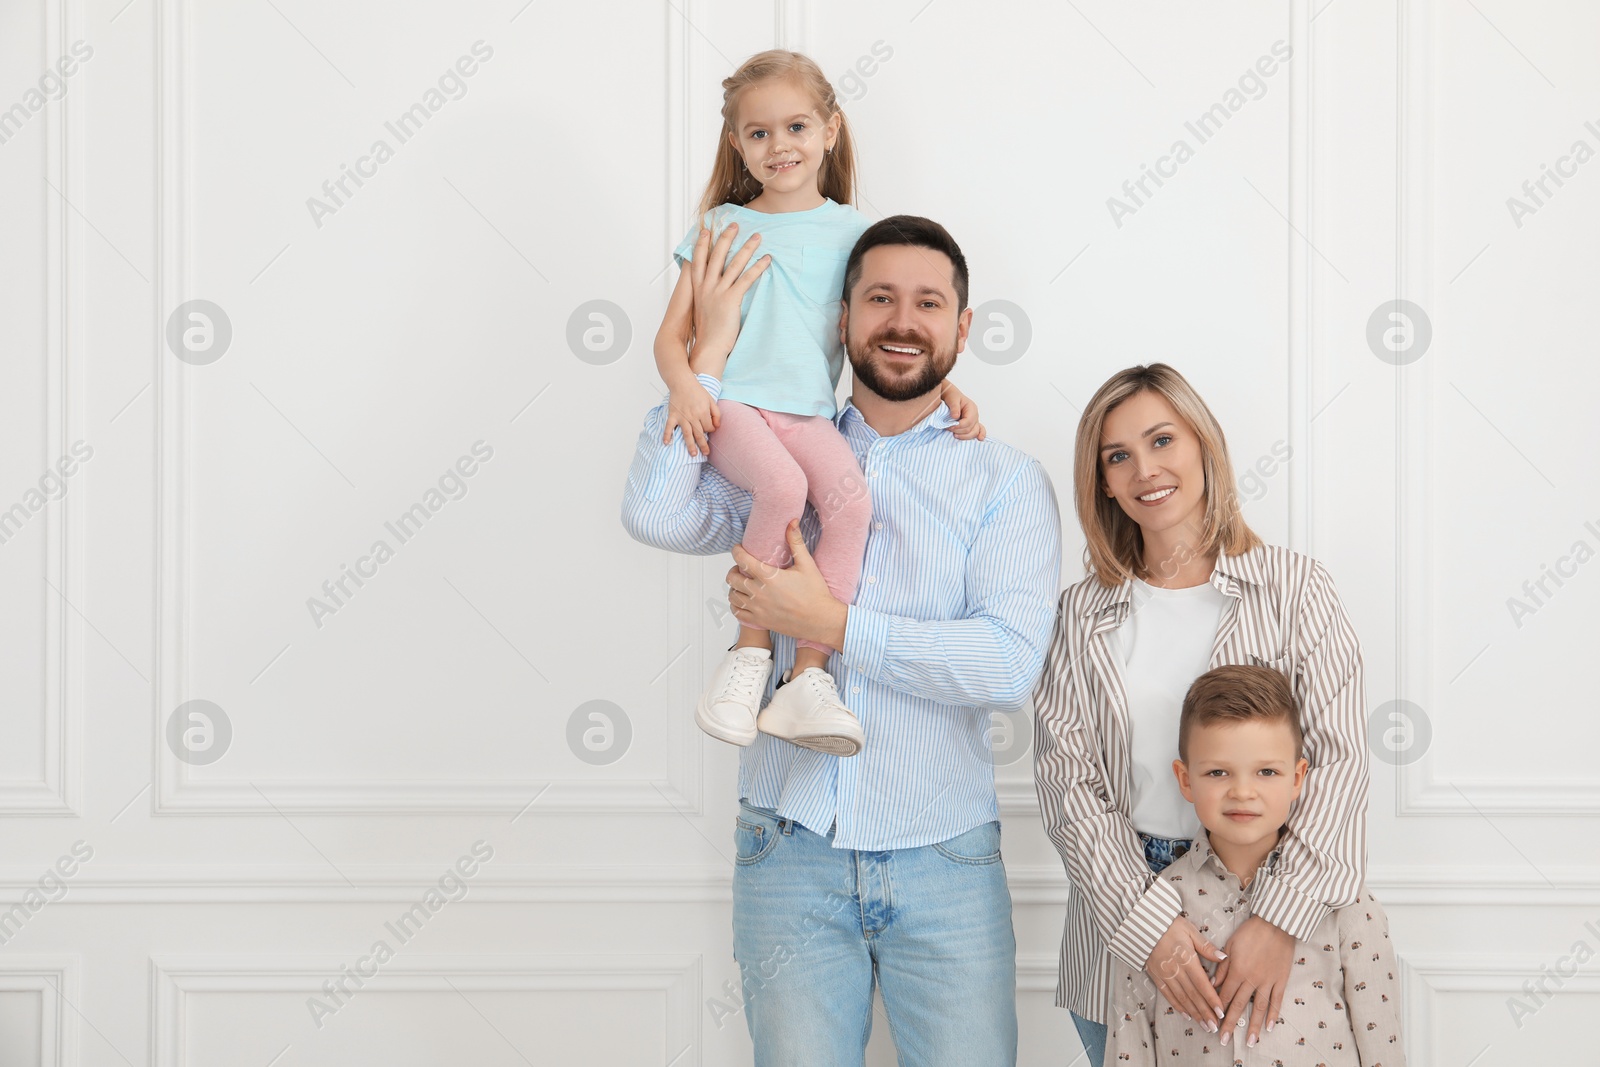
652, 50, 982, 757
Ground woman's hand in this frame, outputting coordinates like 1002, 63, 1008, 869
1212, 915, 1294, 1049
663, 375, 719, 457
688, 222, 771, 373
940, 379, 986, 440
1145, 915, 1228, 1030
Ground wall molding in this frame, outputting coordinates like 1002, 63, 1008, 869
11, 861, 1600, 905
151, 952, 699, 1067
151, 0, 703, 816
996, 777, 1036, 813
0, 954, 79, 1066
1401, 952, 1600, 1067
1003, 863, 1600, 908
774, 0, 810, 54
1288, 0, 1314, 556
1401, 772, 1600, 815
1390, 0, 1597, 816
1, 0, 80, 818
1017, 953, 1060, 993
1002, 0, 1314, 806
151, 777, 700, 816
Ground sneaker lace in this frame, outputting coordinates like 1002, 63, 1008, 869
797, 668, 840, 709
722, 652, 768, 702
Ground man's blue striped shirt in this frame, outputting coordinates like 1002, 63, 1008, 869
620, 374, 1062, 850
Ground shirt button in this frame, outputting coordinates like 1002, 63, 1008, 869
866, 576, 876, 584
852, 687, 860, 694
874, 522, 883, 530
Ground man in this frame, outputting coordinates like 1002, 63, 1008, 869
620, 215, 1062, 1066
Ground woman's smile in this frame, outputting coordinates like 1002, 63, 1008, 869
1135, 486, 1177, 506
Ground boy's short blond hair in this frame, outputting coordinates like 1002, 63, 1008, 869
1179, 664, 1302, 763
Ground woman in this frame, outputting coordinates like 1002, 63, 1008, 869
1031, 364, 1370, 1066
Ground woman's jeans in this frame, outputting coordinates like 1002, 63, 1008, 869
1068, 831, 1193, 1067
731, 800, 1018, 1066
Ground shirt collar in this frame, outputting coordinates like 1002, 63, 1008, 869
837, 395, 958, 441
1075, 542, 1272, 626
1212, 543, 1272, 589
1187, 827, 1284, 885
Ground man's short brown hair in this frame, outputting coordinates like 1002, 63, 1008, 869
843, 215, 970, 310
1178, 664, 1302, 763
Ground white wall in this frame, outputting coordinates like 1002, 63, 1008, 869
0, 0, 1595, 1062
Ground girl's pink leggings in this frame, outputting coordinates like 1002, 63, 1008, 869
707, 400, 872, 655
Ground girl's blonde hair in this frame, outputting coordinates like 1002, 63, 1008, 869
1074, 363, 1262, 588
694, 50, 857, 221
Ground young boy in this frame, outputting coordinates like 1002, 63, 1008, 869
1106, 664, 1405, 1066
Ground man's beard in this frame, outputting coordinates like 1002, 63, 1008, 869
846, 328, 958, 402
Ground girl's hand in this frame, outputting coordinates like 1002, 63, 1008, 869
663, 376, 719, 457
689, 222, 771, 366
941, 379, 986, 440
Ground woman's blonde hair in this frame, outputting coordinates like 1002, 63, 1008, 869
1074, 363, 1261, 588
694, 50, 858, 221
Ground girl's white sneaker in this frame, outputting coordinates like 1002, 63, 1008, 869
695, 646, 772, 746
757, 667, 864, 757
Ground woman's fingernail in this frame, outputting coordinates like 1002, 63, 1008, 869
1215, 1007, 1225, 1019
1248, 1035, 1257, 1048
1215, 951, 1227, 959
1220, 1030, 1229, 1045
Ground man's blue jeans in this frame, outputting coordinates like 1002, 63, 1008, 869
731, 800, 1018, 1066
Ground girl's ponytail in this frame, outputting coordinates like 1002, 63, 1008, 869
819, 106, 857, 209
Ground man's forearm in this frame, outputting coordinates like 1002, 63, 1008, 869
841, 608, 1049, 709
618, 375, 750, 555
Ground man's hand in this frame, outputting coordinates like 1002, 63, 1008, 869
1212, 914, 1294, 1048
688, 223, 771, 375
727, 520, 847, 650
1145, 915, 1227, 1030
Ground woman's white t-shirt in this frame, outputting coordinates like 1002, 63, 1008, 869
1110, 576, 1230, 840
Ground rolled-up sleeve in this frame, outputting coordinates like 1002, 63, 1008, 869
1032, 595, 1183, 970
1250, 561, 1369, 941
619, 373, 751, 556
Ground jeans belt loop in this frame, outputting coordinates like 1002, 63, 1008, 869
779, 817, 795, 836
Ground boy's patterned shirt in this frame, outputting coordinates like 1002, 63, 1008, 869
1106, 831, 1406, 1066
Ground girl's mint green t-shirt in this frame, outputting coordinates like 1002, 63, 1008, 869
673, 198, 871, 419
